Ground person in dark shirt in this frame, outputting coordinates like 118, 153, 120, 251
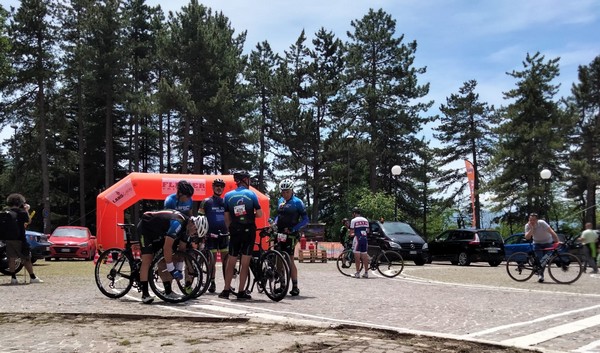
5, 193, 43, 284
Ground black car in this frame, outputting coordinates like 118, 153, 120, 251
368, 221, 428, 266
427, 229, 504, 266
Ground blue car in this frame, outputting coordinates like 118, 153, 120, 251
25, 230, 52, 263
503, 232, 577, 261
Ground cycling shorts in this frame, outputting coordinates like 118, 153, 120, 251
353, 236, 368, 254
274, 232, 299, 256
228, 223, 255, 257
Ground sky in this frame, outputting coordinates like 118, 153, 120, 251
1, 0, 599, 143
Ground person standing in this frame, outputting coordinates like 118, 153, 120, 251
274, 179, 309, 296
200, 178, 229, 293
578, 222, 598, 274
524, 213, 560, 283
350, 207, 370, 279
164, 180, 195, 216
4, 193, 43, 284
220, 170, 263, 300
340, 218, 350, 250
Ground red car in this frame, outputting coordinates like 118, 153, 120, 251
48, 226, 96, 261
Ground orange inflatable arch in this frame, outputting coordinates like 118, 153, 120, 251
96, 172, 271, 250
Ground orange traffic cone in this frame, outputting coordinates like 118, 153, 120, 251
216, 252, 221, 263
93, 250, 100, 265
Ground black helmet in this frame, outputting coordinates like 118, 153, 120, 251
213, 178, 225, 187
177, 180, 194, 197
352, 207, 361, 214
233, 170, 250, 183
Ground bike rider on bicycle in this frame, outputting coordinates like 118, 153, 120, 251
164, 180, 195, 216
136, 210, 206, 304
524, 212, 560, 283
220, 170, 263, 300
200, 178, 229, 293
274, 178, 309, 296
350, 207, 370, 279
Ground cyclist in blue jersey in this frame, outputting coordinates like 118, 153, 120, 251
200, 178, 229, 293
136, 210, 206, 304
219, 170, 263, 300
350, 207, 370, 279
164, 180, 195, 216
274, 178, 308, 296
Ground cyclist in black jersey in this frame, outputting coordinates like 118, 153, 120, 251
135, 210, 204, 304
274, 179, 309, 296
200, 178, 229, 293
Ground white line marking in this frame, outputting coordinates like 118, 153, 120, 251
500, 314, 600, 347
466, 304, 600, 337
573, 338, 600, 352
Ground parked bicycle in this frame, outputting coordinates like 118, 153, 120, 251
505, 235, 583, 284
94, 223, 205, 303
336, 237, 404, 278
230, 227, 291, 302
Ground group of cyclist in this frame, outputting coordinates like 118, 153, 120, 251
134, 171, 309, 304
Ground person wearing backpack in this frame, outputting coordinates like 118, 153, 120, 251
3, 193, 43, 284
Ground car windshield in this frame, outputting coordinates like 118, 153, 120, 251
52, 228, 87, 238
380, 222, 419, 237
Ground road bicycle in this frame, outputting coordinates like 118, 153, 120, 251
94, 223, 205, 303
229, 227, 291, 302
336, 238, 404, 278
505, 235, 583, 284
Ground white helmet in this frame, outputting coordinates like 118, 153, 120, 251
279, 179, 294, 191
190, 216, 209, 238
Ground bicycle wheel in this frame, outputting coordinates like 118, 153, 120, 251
336, 249, 361, 277
260, 250, 290, 302
548, 252, 583, 284
185, 249, 210, 297
202, 249, 215, 281
149, 250, 202, 303
506, 252, 535, 282
376, 250, 404, 278
94, 248, 134, 299
0, 254, 23, 276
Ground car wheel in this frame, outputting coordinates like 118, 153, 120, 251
45, 257, 52, 261
414, 259, 426, 266
488, 260, 502, 267
457, 252, 471, 266
31, 258, 37, 264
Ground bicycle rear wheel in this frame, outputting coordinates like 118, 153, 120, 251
505, 252, 535, 282
336, 249, 361, 277
149, 250, 202, 303
94, 248, 134, 299
376, 250, 404, 277
261, 250, 290, 302
548, 252, 582, 284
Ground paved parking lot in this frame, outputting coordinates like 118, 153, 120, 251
2, 259, 599, 352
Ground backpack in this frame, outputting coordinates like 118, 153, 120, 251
0, 210, 19, 241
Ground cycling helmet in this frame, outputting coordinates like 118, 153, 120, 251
190, 215, 209, 238
212, 178, 225, 187
233, 170, 250, 183
177, 180, 194, 197
279, 178, 294, 190
352, 207, 361, 214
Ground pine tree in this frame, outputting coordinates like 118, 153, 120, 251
434, 80, 494, 228
489, 52, 570, 220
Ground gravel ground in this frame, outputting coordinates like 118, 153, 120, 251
0, 260, 540, 353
